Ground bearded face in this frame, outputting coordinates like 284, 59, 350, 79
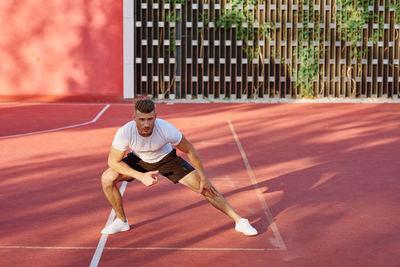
134, 110, 156, 137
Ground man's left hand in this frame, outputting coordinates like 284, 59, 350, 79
199, 177, 212, 195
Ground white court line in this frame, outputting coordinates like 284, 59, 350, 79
0, 102, 112, 106
103, 246, 280, 251
0, 245, 280, 252
0, 104, 110, 139
212, 175, 238, 188
90, 181, 128, 267
169, 118, 230, 122
0, 246, 97, 250
192, 141, 236, 145
228, 120, 287, 250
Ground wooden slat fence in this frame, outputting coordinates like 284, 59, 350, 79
133, 0, 400, 100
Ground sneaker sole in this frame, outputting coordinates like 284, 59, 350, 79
235, 227, 258, 236
236, 230, 258, 236
101, 226, 130, 235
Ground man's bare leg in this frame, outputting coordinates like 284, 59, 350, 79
178, 171, 242, 223
100, 168, 131, 234
101, 168, 128, 221
179, 171, 258, 235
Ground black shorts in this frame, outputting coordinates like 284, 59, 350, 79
122, 149, 195, 183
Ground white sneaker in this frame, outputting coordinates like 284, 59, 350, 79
101, 218, 130, 234
235, 218, 258, 236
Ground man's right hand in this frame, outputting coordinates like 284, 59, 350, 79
138, 171, 160, 186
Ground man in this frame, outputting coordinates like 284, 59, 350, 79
101, 99, 257, 236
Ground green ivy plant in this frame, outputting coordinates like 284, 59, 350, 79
215, 0, 275, 97
165, 10, 182, 53
216, 1, 275, 60
154, 0, 395, 100
198, 10, 210, 71
291, 0, 323, 98
389, 0, 400, 84
161, 0, 187, 55
334, 0, 384, 96
158, 0, 188, 98
390, 0, 400, 25
334, 0, 383, 59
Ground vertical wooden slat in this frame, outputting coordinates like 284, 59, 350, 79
155, 1, 161, 98
203, 2, 209, 98
388, 4, 394, 98
225, 1, 232, 99
270, 0, 275, 98
209, 3, 215, 99
329, 0, 335, 97
151, 2, 158, 97
160, 1, 166, 97
343, 4, 349, 97
293, 0, 299, 97
262, 1, 269, 98
362, 4, 368, 97
182, 2, 187, 98
377, 0, 383, 97
285, 0, 292, 97
227, 2, 235, 99
235, 5, 241, 98
335, 2, 340, 97
214, 2, 218, 98
383, 1, 389, 98
134, 0, 140, 97
391, 6, 398, 98
167, 4, 173, 98
278, 0, 283, 98
145, 0, 151, 96
282, 0, 287, 98
143, 1, 149, 96
198, 2, 203, 98
193, 1, 199, 98
371, 1, 377, 97
322, 0, 328, 97
339, 3, 345, 97
220, 0, 225, 99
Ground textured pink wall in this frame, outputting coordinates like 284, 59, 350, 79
0, 1, 123, 98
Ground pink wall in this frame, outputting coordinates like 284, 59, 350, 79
0, 1, 123, 99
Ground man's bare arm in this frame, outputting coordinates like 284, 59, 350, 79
175, 135, 211, 193
108, 146, 158, 186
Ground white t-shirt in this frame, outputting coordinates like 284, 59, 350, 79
112, 118, 182, 163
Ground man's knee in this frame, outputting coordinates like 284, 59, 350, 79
101, 169, 120, 188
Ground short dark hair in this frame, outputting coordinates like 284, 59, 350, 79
135, 99, 155, 113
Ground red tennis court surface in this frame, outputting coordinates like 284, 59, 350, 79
0, 102, 399, 267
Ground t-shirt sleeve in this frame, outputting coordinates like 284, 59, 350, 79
162, 120, 183, 146
112, 127, 129, 151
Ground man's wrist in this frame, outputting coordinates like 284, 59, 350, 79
134, 172, 145, 181
200, 175, 208, 181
